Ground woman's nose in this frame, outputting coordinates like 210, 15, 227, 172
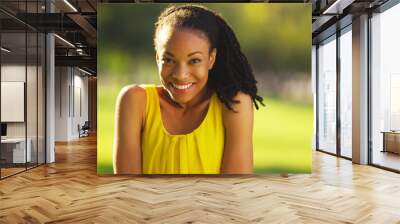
172, 64, 189, 79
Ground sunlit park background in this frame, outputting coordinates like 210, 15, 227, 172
97, 3, 312, 174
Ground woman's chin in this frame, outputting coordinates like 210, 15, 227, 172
170, 94, 192, 106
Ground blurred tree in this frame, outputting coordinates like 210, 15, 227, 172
98, 3, 311, 83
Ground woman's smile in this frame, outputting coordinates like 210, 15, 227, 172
170, 82, 194, 94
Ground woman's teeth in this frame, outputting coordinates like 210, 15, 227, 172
172, 83, 193, 90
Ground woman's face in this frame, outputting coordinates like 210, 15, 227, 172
156, 27, 216, 106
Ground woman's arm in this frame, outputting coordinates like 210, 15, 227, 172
220, 92, 254, 174
113, 85, 146, 174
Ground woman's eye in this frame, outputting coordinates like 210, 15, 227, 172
162, 58, 174, 64
190, 58, 201, 64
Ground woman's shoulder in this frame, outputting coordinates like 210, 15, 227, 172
116, 85, 150, 113
221, 91, 253, 114
221, 91, 253, 140
118, 85, 146, 101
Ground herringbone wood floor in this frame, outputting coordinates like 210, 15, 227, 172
1, 134, 400, 223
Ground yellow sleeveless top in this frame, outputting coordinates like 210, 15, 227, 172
141, 85, 224, 174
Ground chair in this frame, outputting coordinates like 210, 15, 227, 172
79, 121, 90, 138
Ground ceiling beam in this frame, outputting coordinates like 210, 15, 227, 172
67, 13, 97, 46
55, 55, 96, 71
322, 0, 356, 14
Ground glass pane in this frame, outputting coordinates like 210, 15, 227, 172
0, 1, 46, 178
371, 4, 400, 171
312, 45, 316, 151
27, 31, 38, 169
27, 0, 40, 169
1, 31, 27, 177
340, 28, 352, 158
317, 35, 337, 154
38, 33, 45, 164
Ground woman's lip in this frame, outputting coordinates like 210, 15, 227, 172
172, 82, 194, 85
170, 82, 194, 88
170, 82, 194, 93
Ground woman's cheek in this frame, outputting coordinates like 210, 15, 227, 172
160, 68, 171, 79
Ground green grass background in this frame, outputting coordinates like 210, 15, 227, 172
97, 3, 312, 174
97, 84, 313, 174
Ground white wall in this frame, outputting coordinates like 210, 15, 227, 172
1, 64, 25, 81
55, 67, 89, 141
1, 63, 46, 163
55, 66, 69, 141
1, 65, 34, 138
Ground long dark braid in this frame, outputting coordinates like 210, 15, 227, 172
154, 4, 264, 110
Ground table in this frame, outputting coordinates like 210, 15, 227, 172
381, 131, 400, 154
1, 138, 31, 163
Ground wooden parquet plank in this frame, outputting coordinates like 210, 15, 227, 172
1, 134, 400, 223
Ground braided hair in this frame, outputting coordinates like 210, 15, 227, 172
154, 4, 264, 110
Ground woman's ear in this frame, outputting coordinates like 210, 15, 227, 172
208, 48, 217, 70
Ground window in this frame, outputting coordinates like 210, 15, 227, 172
371, 2, 400, 171
317, 35, 337, 154
339, 26, 352, 158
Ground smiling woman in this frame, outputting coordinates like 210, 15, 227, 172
113, 4, 264, 174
